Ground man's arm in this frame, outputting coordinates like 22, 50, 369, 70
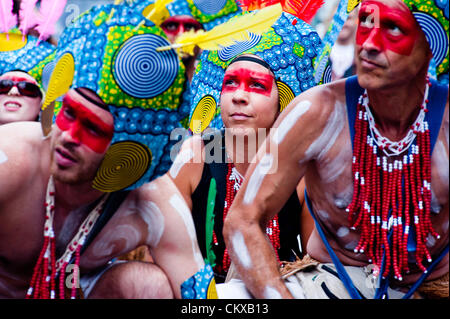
137, 174, 206, 299
223, 86, 337, 298
167, 134, 205, 210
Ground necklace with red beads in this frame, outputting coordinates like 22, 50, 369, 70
219, 162, 281, 273
346, 78, 440, 281
26, 176, 108, 299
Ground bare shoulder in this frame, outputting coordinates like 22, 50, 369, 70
166, 133, 207, 208
0, 122, 49, 202
0, 122, 47, 163
290, 79, 346, 122
0, 121, 45, 150
272, 79, 347, 146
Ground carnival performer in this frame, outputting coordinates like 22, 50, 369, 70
223, 0, 449, 299
116, 0, 243, 263
164, 0, 324, 284
0, 2, 215, 299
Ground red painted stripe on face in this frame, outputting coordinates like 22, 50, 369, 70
356, 1, 419, 56
56, 95, 114, 153
222, 68, 274, 97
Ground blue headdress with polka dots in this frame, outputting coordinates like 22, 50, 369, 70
188, 10, 323, 133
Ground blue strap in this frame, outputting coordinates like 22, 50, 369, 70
304, 189, 363, 299
344, 76, 448, 154
425, 78, 448, 155
345, 76, 364, 148
312, 77, 449, 299
402, 244, 449, 299
305, 189, 449, 299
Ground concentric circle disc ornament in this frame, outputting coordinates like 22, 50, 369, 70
93, 141, 152, 192
193, 0, 227, 15
218, 33, 261, 61
189, 95, 217, 134
276, 81, 295, 112
413, 12, 448, 67
113, 34, 179, 99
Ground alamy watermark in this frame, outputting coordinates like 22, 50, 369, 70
169, 124, 280, 174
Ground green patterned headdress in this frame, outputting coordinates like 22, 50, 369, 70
43, 3, 191, 192
0, 30, 55, 79
122, 0, 242, 30
188, 9, 324, 133
402, 0, 449, 83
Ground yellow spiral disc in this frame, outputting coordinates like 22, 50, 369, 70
93, 141, 152, 192
42, 53, 75, 110
189, 95, 217, 134
0, 33, 27, 51
277, 81, 295, 112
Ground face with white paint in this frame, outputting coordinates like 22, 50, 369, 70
220, 56, 279, 134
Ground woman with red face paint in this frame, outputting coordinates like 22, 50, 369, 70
223, 0, 449, 299
0, 71, 44, 125
166, 0, 325, 288
167, 54, 313, 284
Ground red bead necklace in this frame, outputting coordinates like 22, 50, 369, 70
346, 79, 439, 280
219, 162, 280, 272
26, 176, 108, 299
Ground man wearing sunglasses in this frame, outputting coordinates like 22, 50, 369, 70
0, 71, 44, 125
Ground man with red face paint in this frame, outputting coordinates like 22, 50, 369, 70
0, 87, 214, 299
224, 0, 449, 299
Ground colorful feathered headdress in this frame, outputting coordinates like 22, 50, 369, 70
183, 0, 324, 133
127, 0, 243, 31
41, 2, 191, 192
402, 0, 449, 83
0, 0, 62, 81
238, 0, 323, 23
315, 0, 449, 84
0, 0, 66, 43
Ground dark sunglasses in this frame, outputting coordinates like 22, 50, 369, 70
0, 79, 42, 98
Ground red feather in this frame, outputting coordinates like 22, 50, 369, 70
285, 0, 324, 23
237, 0, 279, 11
237, 0, 324, 23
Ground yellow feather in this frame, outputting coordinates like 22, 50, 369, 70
158, 3, 283, 55
142, 0, 174, 24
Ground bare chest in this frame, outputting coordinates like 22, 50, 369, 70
306, 132, 449, 265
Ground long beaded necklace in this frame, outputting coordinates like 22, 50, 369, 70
219, 162, 281, 272
26, 176, 108, 299
346, 78, 440, 281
